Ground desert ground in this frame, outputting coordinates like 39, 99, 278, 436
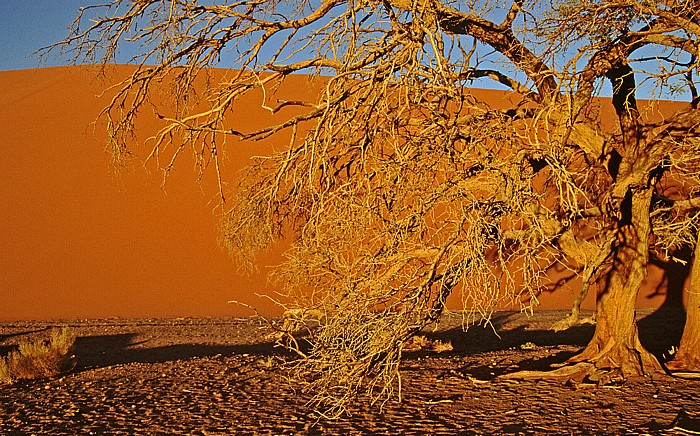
1, 309, 698, 435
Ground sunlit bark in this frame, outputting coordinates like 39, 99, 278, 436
570, 189, 664, 377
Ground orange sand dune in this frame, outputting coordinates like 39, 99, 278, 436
0, 66, 675, 320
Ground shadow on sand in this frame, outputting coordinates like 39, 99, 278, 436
72, 334, 280, 371
407, 307, 687, 378
69, 306, 686, 379
0, 327, 52, 357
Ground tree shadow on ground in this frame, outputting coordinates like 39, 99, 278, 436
406, 312, 593, 378
411, 307, 687, 378
638, 306, 686, 364
432, 312, 594, 353
638, 248, 688, 364
69, 303, 687, 376
0, 328, 51, 356
0, 328, 50, 342
72, 334, 282, 371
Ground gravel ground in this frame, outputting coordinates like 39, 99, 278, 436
1, 310, 698, 435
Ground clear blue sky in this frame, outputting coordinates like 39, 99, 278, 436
0, 1, 91, 71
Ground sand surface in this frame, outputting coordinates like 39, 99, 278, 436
2, 66, 686, 320
1, 309, 698, 434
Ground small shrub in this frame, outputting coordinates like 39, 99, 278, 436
0, 358, 11, 384
0, 327, 76, 384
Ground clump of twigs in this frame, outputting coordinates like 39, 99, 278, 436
43, 0, 700, 416
0, 327, 77, 384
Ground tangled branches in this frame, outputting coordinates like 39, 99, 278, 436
46, 0, 700, 415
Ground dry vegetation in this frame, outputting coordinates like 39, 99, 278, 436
43, 0, 700, 417
0, 327, 76, 385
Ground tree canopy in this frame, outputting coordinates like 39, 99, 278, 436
47, 0, 700, 416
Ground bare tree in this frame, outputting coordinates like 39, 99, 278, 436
531, 0, 700, 379
44, 0, 700, 415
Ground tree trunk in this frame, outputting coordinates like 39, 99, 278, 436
568, 189, 664, 378
667, 233, 700, 372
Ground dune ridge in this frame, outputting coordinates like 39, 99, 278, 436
0, 66, 673, 320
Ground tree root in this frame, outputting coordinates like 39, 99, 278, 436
666, 357, 700, 375
669, 371, 700, 379
500, 336, 668, 384
550, 313, 596, 332
499, 362, 596, 383
499, 361, 671, 385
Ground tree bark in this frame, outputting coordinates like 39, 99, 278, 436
667, 232, 700, 372
568, 188, 664, 378
565, 62, 664, 379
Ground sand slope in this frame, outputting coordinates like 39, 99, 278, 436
0, 66, 676, 320
0, 66, 283, 319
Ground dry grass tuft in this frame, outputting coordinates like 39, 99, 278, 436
0, 327, 76, 384
402, 335, 453, 353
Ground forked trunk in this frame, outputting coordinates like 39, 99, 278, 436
667, 233, 700, 372
568, 189, 664, 378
